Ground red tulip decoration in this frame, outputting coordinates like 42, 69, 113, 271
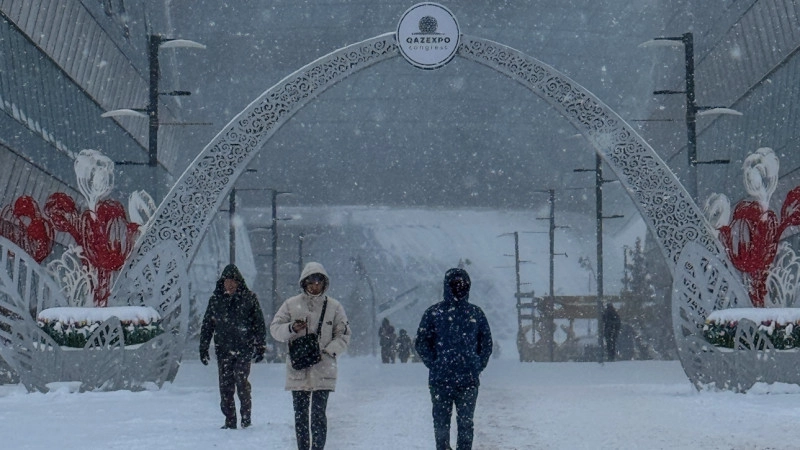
718, 200, 779, 307
44, 193, 139, 307
44, 192, 81, 242
778, 187, 800, 237
80, 200, 139, 307
714, 148, 800, 307
0, 196, 54, 263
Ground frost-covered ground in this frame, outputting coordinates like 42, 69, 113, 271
2, 356, 800, 449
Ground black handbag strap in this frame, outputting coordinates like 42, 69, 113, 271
315, 298, 328, 336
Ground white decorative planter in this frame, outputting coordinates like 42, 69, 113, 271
673, 243, 800, 392
0, 237, 188, 392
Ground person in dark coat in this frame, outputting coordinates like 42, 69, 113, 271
200, 264, 267, 429
396, 328, 413, 363
603, 302, 621, 362
379, 317, 397, 363
415, 268, 493, 450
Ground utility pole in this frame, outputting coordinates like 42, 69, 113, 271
643, 32, 735, 199
224, 182, 291, 325
575, 155, 623, 363
298, 232, 306, 278
352, 255, 377, 356
269, 189, 292, 320
536, 189, 568, 362
229, 188, 237, 265
499, 231, 537, 362
102, 35, 205, 200
512, 231, 521, 327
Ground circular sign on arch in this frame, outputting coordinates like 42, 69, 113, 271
397, 2, 459, 69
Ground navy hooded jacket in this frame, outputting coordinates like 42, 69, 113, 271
415, 268, 493, 388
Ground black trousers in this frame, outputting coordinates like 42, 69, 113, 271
430, 384, 479, 450
292, 390, 330, 450
217, 355, 252, 426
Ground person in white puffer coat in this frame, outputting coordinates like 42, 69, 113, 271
270, 261, 350, 450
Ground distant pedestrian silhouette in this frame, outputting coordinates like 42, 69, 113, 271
379, 318, 397, 363
396, 329, 412, 363
603, 302, 621, 361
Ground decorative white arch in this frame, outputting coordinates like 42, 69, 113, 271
122, 33, 722, 279
106, 33, 792, 391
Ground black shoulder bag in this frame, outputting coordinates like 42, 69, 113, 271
288, 298, 328, 370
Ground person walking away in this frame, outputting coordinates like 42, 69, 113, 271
199, 264, 267, 429
603, 302, 621, 361
396, 328, 413, 363
415, 268, 493, 450
379, 317, 397, 363
270, 262, 351, 450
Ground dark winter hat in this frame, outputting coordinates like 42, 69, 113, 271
444, 267, 471, 301
220, 264, 245, 284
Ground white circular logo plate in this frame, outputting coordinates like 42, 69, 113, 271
397, 3, 460, 69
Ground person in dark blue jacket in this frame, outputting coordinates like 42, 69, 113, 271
415, 267, 493, 450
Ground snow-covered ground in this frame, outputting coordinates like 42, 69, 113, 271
2, 356, 800, 449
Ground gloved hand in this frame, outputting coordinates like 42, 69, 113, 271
253, 346, 266, 363
200, 349, 210, 366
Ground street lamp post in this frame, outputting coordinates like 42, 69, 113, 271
534, 189, 569, 362
351, 255, 378, 356
224, 187, 292, 363
269, 190, 293, 319
224, 183, 292, 317
640, 32, 739, 199
101, 35, 206, 171
229, 187, 237, 265
499, 231, 539, 362
226, 169, 259, 266
297, 232, 318, 278
298, 232, 306, 277
575, 154, 623, 363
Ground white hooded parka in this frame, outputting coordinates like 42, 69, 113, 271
270, 262, 350, 391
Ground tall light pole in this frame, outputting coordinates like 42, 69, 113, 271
269, 189, 293, 319
352, 255, 377, 356
499, 231, 535, 361
229, 187, 237, 265
298, 232, 307, 278
640, 32, 739, 199
101, 35, 206, 173
535, 189, 568, 362
575, 154, 623, 363
226, 169, 259, 266
297, 232, 318, 278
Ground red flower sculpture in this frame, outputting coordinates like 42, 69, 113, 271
80, 200, 139, 307
44, 192, 81, 242
44, 192, 139, 307
718, 186, 800, 307
0, 196, 54, 263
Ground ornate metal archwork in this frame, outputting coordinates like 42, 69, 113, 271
111, 32, 780, 391
120, 33, 720, 280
